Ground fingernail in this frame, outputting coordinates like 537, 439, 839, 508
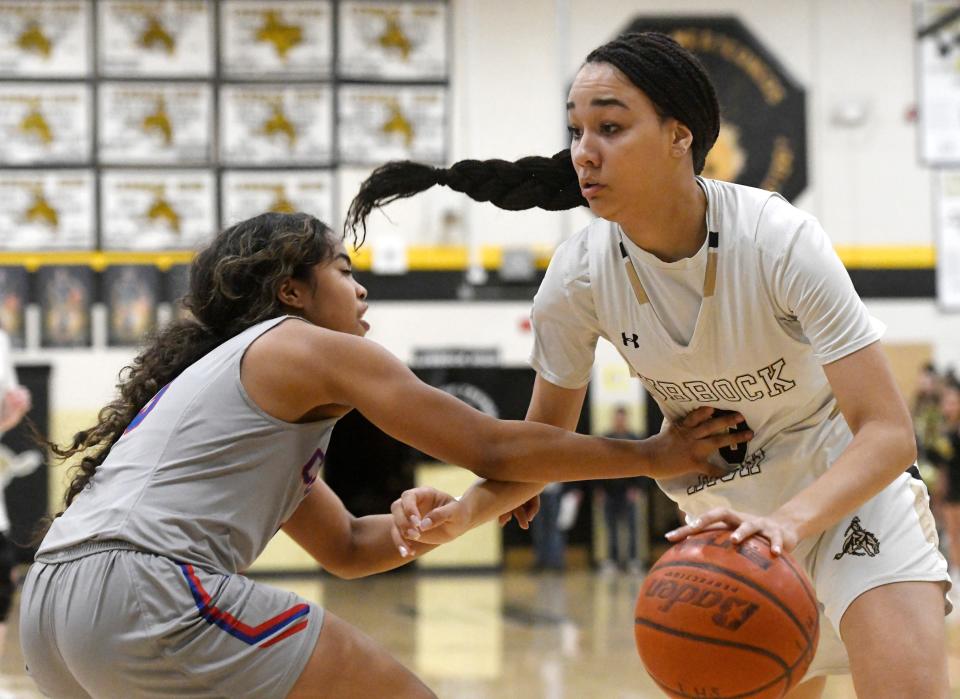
399, 546, 409, 557
772, 545, 781, 555
410, 515, 421, 527
665, 529, 678, 538
419, 518, 433, 530
690, 518, 701, 527
730, 533, 741, 542
406, 529, 420, 540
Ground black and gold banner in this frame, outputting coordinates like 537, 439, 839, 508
624, 16, 808, 201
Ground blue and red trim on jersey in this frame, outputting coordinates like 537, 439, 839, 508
179, 564, 310, 648
123, 383, 171, 435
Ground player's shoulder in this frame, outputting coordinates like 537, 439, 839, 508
703, 178, 816, 257
548, 216, 616, 280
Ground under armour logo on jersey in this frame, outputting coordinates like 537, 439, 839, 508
834, 517, 880, 559
621, 332, 640, 348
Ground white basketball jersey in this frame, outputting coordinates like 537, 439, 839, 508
531, 178, 884, 523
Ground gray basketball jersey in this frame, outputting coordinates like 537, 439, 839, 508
39, 316, 338, 573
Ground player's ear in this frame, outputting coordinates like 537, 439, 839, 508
669, 119, 694, 159
277, 277, 306, 309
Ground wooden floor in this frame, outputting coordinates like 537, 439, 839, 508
3, 568, 960, 698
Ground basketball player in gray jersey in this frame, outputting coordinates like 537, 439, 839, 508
20, 212, 748, 699
346, 31, 950, 699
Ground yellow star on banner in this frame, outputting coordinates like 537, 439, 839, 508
143, 98, 173, 146
25, 188, 58, 230
269, 186, 296, 214
20, 106, 53, 145
262, 103, 297, 147
17, 21, 52, 57
140, 15, 175, 54
147, 193, 181, 233
256, 10, 303, 59
382, 101, 414, 147
378, 14, 412, 60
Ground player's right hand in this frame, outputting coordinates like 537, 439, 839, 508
647, 407, 753, 479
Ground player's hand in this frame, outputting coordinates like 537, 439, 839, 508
664, 507, 801, 555
389, 486, 468, 557
0, 386, 31, 432
647, 407, 753, 479
497, 494, 540, 529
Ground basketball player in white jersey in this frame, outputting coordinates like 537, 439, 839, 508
19, 212, 747, 699
348, 32, 950, 699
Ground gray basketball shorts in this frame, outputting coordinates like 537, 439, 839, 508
801, 471, 950, 679
19, 542, 323, 698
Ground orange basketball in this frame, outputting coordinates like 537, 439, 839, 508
634, 530, 819, 699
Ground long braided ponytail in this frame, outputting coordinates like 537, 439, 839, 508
345, 150, 586, 242
346, 31, 719, 237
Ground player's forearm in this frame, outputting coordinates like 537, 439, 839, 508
773, 419, 916, 542
457, 479, 546, 529
477, 421, 656, 483
339, 514, 439, 578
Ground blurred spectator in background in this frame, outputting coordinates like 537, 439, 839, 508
530, 482, 583, 571
930, 379, 960, 579
914, 362, 944, 466
0, 328, 42, 659
596, 406, 651, 574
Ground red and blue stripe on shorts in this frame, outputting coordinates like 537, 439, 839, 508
179, 564, 310, 648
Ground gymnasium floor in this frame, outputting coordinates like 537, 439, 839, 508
4, 569, 960, 698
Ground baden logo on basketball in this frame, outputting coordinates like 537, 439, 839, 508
644, 576, 759, 631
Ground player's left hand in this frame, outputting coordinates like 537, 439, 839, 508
390, 486, 468, 557
664, 507, 801, 556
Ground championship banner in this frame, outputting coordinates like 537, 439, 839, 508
0, 266, 29, 349
38, 265, 93, 348
219, 84, 333, 165
98, 0, 212, 77
100, 169, 215, 250
220, 0, 333, 79
916, 1, 960, 165
623, 16, 808, 201
98, 82, 212, 164
936, 170, 960, 311
105, 264, 159, 346
0, 83, 90, 164
221, 170, 335, 228
338, 85, 445, 164
338, 0, 447, 80
0, 170, 94, 249
0, 0, 90, 77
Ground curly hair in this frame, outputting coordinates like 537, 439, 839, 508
50, 212, 338, 515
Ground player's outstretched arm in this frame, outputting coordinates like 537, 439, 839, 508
296, 327, 751, 483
